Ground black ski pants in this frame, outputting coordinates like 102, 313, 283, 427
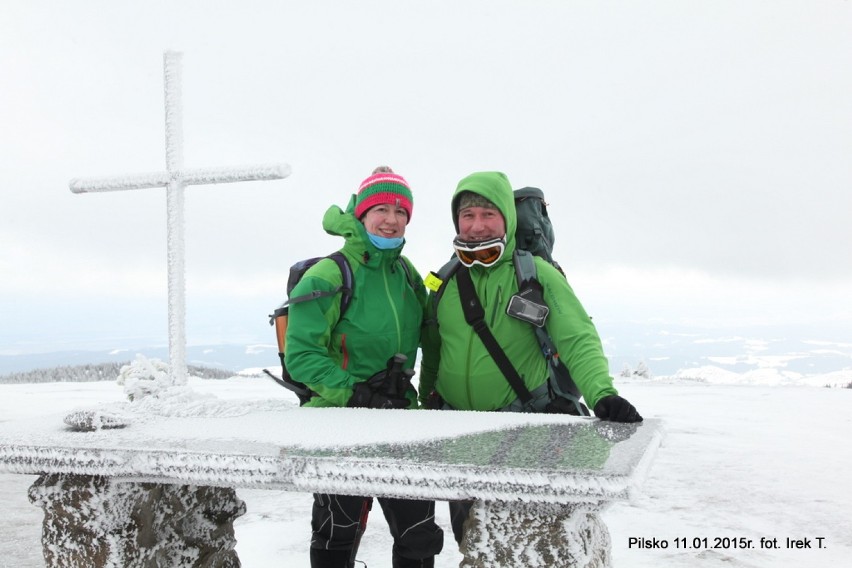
310, 493, 443, 567
449, 500, 474, 545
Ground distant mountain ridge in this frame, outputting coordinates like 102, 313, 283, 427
0, 344, 278, 376
0, 360, 247, 384
1, 340, 849, 388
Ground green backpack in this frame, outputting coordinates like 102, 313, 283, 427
513, 186, 564, 274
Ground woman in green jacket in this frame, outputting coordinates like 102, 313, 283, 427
285, 167, 443, 568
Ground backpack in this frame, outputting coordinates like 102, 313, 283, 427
265, 252, 415, 404
513, 186, 563, 273
425, 187, 589, 415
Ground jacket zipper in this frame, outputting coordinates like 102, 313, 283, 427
383, 263, 403, 350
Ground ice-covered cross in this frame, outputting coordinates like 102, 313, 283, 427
69, 51, 290, 386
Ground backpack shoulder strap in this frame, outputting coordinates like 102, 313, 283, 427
455, 265, 535, 409
512, 250, 586, 410
512, 249, 537, 286
424, 256, 461, 325
327, 251, 354, 318
396, 255, 418, 291
284, 252, 354, 317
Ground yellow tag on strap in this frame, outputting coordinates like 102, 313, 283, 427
424, 271, 443, 292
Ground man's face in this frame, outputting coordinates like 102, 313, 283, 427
457, 206, 505, 241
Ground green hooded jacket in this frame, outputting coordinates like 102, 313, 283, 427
419, 171, 618, 411
285, 198, 426, 408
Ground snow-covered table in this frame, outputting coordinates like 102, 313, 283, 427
0, 404, 661, 567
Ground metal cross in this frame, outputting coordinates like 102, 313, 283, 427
70, 51, 290, 385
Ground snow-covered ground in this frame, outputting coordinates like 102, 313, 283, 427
2, 375, 850, 567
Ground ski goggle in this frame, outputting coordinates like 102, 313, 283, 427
453, 237, 506, 267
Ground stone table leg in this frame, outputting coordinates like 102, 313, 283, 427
459, 499, 611, 568
27, 473, 245, 568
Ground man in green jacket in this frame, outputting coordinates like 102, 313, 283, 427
419, 171, 641, 543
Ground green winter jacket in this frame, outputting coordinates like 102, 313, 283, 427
419, 171, 618, 411
285, 199, 426, 408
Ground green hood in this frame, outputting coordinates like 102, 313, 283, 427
322, 194, 368, 247
451, 171, 517, 260
321, 194, 404, 262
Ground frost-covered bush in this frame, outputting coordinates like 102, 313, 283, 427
634, 360, 652, 379
617, 361, 653, 380
117, 355, 173, 401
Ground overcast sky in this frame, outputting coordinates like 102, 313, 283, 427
2, 0, 851, 354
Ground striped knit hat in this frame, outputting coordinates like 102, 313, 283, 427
354, 167, 414, 221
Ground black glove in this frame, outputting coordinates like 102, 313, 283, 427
347, 382, 410, 409
593, 395, 643, 423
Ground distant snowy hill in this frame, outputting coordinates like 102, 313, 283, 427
0, 344, 278, 376
2, 337, 849, 389
600, 321, 852, 388
3, 317, 850, 387
634, 366, 851, 389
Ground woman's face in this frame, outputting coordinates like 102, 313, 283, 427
361, 204, 409, 238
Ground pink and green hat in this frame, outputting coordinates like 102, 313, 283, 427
354, 170, 414, 221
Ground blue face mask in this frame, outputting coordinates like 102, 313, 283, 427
368, 233, 404, 250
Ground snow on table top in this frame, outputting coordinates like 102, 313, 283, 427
0, 395, 661, 503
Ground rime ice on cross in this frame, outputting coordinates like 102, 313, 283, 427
70, 51, 290, 386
